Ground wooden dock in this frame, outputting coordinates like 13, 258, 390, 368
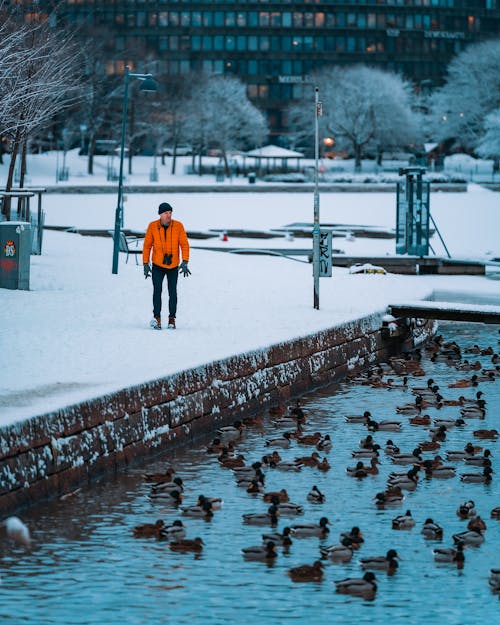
389, 302, 500, 324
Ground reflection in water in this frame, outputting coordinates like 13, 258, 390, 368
1, 322, 499, 624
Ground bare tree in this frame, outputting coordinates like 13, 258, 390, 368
430, 39, 500, 151
0, 12, 82, 217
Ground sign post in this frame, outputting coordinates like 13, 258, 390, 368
313, 87, 322, 309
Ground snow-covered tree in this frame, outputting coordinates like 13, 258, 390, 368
476, 109, 500, 172
429, 39, 500, 151
288, 65, 419, 171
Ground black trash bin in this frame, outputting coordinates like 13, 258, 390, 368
248, 172, 256, 184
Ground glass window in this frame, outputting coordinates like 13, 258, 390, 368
315, 12, 325, 27
191, 12, 201, 27
347, 13, 356, 27
347, 36, 356, 51
214, 35, 223, 51
192, 35, 201, 50
236, 35, 246, 50
226, 35, 235, 50
336, 36, 346, 51
260, 36, 270, 51
159, 36, 167, 51
148, 12, 157, 26
358, 13, 366, 28
202, 35, 211, 50
304, 36, 314, 51
158, 12, 167, 26
225, 12, 235, 26
260, 12, 269, 27
292, 59, 302, 74
213, 60, 223, 74
248, 35, 258, 51
248, 12, 258, 27
137, 12, 147, 27
180, 12, 189, 26
169, 12, 179, 26
406, 15, 414, 28
325, 13, 335, 27
282, 12, 292, 27
203, 12, 212, 27
337, 12, 345, 27
214, 12, 224, 27
367, 13, 376, 28
248, 60, 258, 75
247, 85, 258, 98
282, 36, 292, 51
304, 12, 314, 27
170, 35, 178, 50
281, 59, 292, 74
236, 12, 246, 27
271, 36, 281, 50
270, 12, 281, 26
292, 36, 302, 50
293, 12, 302, 28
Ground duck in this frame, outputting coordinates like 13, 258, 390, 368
242, 541, 278, 561
374, 488, 404, 507
339, 526, 364, 548
150, 476, 184, 495
396, 396, 424, 415
411, 378, 436, 394
391, 448, 422, 465
181, 501, 214, 519
419, 440, 441, 452
360, 549, 400, 572
1, 516, 31, 547
276, 502, 304, 516
460, 391, 485, 407
143, 466, 176, 483
346, 461, 369, 478
242, 414, 263, 428
263, 488, 290, 503
344, 411, 372, 424
233, 461, 263, 478
262, 526, 293, 547
421, 518, 443, 539
427, 465, 456, 479
490, 507, 500, 519
269, 460, 303, 472
409, 414, 431, 426
320, 538, 354, 562
457, 500, 477, 519
317, 457, 331, 473
384, 439, 400, 455
387, 467, 419, 490
473, 429, 498, 440
169, 537, 204, 553
316, 434, 332, 452
432, 417, 465, 429
290, 517, 330, 538
158, 519, 186, 541
351, 444, 381, 459
295, 451, 321, 467
360, 434, 376, 449
216, 420, 245, 442
392, 510, 415, 530
366, 419, 402, 432
307, 485, 326, 504
460, 401, 487, 419
196, 494, 223, 510
149, 488, 183, 505
132, 519, 165, 538
297, 431, 322, 446
448, 375, 479, 388
433, 542, 465, 566
467, 515, 487, 532
288, 560, 324, 582
452, 529, 484, 546
246, 479, 265, 495
265, 432, 292, 448
460, 466, 493, 483
242, 504, 279, 526
218, 454, 246, 469
334, 571, 378, 598
464, 450, 492, 466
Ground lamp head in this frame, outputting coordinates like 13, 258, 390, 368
139, 76, 158, 92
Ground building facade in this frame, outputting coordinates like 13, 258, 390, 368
14, 1, 500, 142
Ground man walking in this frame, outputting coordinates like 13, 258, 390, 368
143, 202, 190, 330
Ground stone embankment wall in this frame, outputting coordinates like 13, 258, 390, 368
0, 313, 434, 513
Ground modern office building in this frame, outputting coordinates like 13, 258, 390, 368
12, 1, 500, 142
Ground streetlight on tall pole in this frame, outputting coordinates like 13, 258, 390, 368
112, 66, 158, 275
313, 87, 322, 310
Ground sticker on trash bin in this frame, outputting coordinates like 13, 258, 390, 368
4, 240, 16, 257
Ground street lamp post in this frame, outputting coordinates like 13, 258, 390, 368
112, 66, 157, 275
313, 87, 322, 310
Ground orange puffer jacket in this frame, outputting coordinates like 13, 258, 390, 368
142, 219, 190, 269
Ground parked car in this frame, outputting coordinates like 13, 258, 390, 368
162, 145, 192, 156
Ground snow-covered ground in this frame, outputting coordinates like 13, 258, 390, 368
0, 151, 499, 428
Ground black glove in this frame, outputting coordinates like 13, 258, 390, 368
179, 260, 191, 277
143, 263, 151, 279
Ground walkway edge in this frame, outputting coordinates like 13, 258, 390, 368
0, 312, 435, 513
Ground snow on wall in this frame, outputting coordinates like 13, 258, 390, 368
0, 312, 433, 513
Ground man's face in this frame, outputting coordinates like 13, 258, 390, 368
160, 210, 172, 225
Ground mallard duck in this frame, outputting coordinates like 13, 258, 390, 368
387, 467, 419, 490
464, 450, 492, 466
236, 468, 266, 488
467, 515, 487, 532
271, 460, 303, 472
288, 560, 323, 582
242, 414, 263, 427
460, 466, 493, 483
452, 529, 484, 546
132, 519, 165, 538
490, 506, 500, 519
216, 420, 245, 441
448, 375, 478, 388
460, 401, 487, 419
169, 537, 204, 553
456, 500, 476, 519
307, 485, 326, 504
265, 432, 292, 448
434, 542, 465, 565
351, 444, 381, 459
181, 501, 214, 519
360, 549, 400, 572
396, 396, 424, 415
196, 494, 223, 510
367, 419, 402, 432
316, 434, 332, 452
409, 414, 431, 426
473, 429, 498, 440
421, 518, 443, 539
1, 516, 31, 547
392, 510, 415, 530
411, 379, 435, 394
295, 451, 320, 467
346, 461, 369, 478
290, 517, 330, 538
339, 526, 364, 548
317, 457, 331, 472
428, 465, 456, 479
149, 488, 183, 505
320, 538, 354, 562
277, 502, 304, 516
391, 448, 422, 465
143, 467, 176, 483
344, 411, 372, 424
334, 571, 378, 598
158, 520, 186, 541
150, 477, 184, 495
219, 454, 246, 469
384, 439, 400, 455
374, 489, 404, 507
242, 504, 279, 526
360, 434, 376, 449
262, 527, 293, 547
242, 541, 278, 561
263, 488, 290, 503
297, 432, 322, 446
233, 461, 262, 478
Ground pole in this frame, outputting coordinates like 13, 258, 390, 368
313, 87, 320, 310
112, 67, 130, 275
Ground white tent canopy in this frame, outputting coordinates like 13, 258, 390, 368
245, 145, 304, 158
242, 145, 304, 174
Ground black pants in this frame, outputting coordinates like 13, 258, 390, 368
152, 264, 178, 318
